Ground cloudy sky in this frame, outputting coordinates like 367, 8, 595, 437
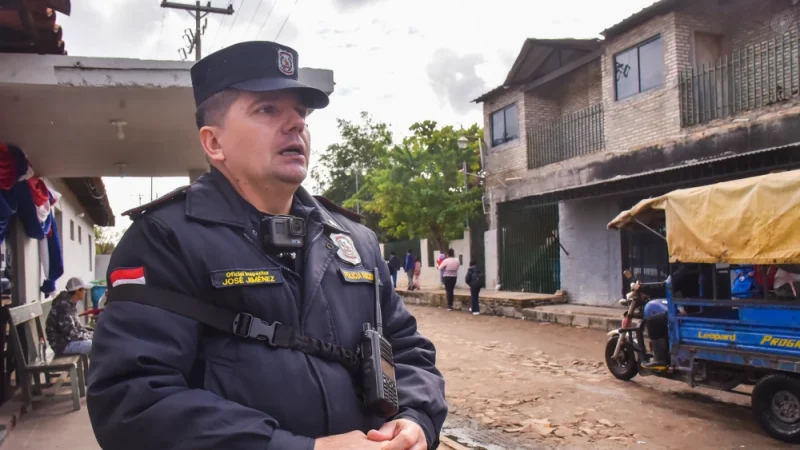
59, 0, 658, 231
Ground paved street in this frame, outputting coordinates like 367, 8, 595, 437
3, 304, 796, 450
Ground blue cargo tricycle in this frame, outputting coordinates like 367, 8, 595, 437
605, 170, 800, 443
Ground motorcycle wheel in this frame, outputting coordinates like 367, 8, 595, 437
605, 335, 639, 381
752, 374, 800, 443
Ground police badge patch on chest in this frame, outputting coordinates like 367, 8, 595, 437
330, 233, 361, 265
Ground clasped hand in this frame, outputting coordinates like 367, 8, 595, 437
314, 419, 427, 450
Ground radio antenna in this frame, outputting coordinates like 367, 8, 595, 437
373, 267, 383, 335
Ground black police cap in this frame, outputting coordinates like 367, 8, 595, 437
190, 41, 329, 109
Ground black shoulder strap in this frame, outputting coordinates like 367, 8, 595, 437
313, 195, 362, 224
106, 284, 361, 374
122, 185, 191, 220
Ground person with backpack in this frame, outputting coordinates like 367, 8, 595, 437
465, 260, 484, 315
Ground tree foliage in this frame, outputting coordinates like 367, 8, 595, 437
350, 121, 483, 252
94, 226, 123, 255
311, 112, 392, 240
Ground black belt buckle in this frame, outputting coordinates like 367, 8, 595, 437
233, 313, 280, 345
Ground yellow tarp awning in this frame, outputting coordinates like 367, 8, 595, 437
608, 170, 800, 264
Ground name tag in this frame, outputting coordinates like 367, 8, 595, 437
340, 268, 375, 284
210, 269, 283, 288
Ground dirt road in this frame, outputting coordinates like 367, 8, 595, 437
410, 305, 793, 450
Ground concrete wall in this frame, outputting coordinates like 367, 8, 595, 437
48, 179, 98, 290
484, 228, 499, 290
384, 230, 471, 290
558, 198, 623, 306
95, 254, 111, 281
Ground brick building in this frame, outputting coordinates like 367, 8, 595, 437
474, 0, 800, 305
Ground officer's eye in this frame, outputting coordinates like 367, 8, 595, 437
258, 105, 277, 114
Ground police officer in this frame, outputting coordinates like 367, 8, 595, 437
86, 41, 447, 450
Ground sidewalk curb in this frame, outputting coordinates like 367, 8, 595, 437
521, 308, 622, 331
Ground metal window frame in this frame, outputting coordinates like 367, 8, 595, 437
614, 34, 663, 101
490, 103, 519, 147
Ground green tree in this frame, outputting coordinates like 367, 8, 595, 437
94, 226, 123, 255
352, 121, 483, 252
311, 112, 392, 240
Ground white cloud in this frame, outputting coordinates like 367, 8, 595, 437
58, 0, 659, 232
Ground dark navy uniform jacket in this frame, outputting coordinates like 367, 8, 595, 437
86, 168, 447, 449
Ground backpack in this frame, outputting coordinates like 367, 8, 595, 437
731, 266, 757, 298
468, 267, 485, 289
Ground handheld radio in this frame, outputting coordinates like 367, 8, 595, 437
360, 267, 400, 417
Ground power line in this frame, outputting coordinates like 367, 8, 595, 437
156, 9, 167, 57
161, 1, 235, 61
225, 0, 247, 45
254, 0, 280, 39
274, 0, 299, 41
206, 0, 235, 52
210, 0, 242, 53
243, 0, 267, 39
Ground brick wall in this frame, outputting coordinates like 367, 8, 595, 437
558, 198, 623, 306
553, 60, 603, 116
674, 1, 800, 135
602, 12, 682, 154
483, 88, 528, 190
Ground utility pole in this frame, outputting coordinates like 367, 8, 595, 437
161, 1, 234, 61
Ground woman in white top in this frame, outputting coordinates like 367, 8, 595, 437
439, 249, 461, 310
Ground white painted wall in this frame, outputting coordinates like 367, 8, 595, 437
558, 198, 623, 306
484, 228, 499, 290
388, 230, 472, 290
95, 254, 111, 281
47, 179, 98, 291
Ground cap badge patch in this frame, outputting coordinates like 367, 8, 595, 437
277, 49, 295, 76
331, 233, 361, 265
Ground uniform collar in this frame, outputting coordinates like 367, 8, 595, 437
186, 167, 349, 234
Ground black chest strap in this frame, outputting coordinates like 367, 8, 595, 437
106, 284, 361, 374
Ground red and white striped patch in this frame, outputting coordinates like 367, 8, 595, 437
110, 267, 146, 287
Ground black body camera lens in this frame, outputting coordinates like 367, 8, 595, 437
289, 217, 306, 236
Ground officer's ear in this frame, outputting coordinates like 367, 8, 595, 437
199, 126, 225, 163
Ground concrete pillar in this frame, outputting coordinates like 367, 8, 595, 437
558, 199, 623, 306
189, 167, 208, 184
484, 229, 498, 290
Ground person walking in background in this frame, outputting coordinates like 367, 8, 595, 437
404, 249, 416, 290
465, 260, 484, 315
440, 249, 460, 310
388, 251, 401, 288
414, 256, 422, 290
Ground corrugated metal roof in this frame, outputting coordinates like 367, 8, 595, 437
533, 141, 800, 198
601, 0, 682, 39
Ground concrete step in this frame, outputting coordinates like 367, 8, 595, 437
521, 306, 623, 331
398, 289, 566, 319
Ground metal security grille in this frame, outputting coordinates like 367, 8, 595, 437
498, 202, 560, 293
680, 27, 800, 126
527, 104, 605, 169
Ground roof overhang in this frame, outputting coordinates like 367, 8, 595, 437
473, 38, 601, 103
0, 53, 335, 178
601, 0, 681, 39
62, 177, 115, 226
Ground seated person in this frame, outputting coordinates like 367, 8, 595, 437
774, 266, 800, 299
45, 277, 93, 355
642, 299, 670, 369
